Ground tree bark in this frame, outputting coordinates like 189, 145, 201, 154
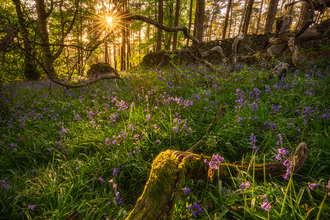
242, 0, 255, 37
228, 0, 233, 38
156, 0, 163, 52
194, 0, 205, 41
238, 0, 248, 33
13, 0, 39, 80
264, 0, 280, 33
256, 0, 264, 34
186, 0, 194, 46
172, 0, 180, 50
222, 0, 233, 39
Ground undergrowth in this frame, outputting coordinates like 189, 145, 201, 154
0, 53, 330, 219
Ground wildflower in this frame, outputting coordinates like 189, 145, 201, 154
253, 145, 259, 152
146, 114, 151, 121
104, 213, 108, 219
173, 126, 178, 133
308, 182, 318, 190
283, 159, 290, 167
188, 202, 203, 216
113, 168, 118, 176
155, 140, 162, 144
153, 124, 159, 129
212, 154, 224, 163
184, 188, 190, 195
28, 205, 36, 210
0, 180, 11, 190
278, 148, 290, 156
261, 200, 271, 211
250, 133, 256, 145
264, 121, 271, 127
277, 133, 283, 145
105, 138, 110, 146
116, 196, 123, 205
114, 190, 120, 196
283, 172, 290, 181
59, 127, 67, 135
239, 181, 251, 191
208, 161, 219, 170
31, 170, 37, 174
128, 124, 135, 131
271, 123, 277, 131
206, 90, 210, 95
98, 177, 105, 184
275, 154, 282, 161
237, 116, 243, 125
76, 167, 80, 170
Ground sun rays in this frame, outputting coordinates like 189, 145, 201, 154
85, 0, 131, 41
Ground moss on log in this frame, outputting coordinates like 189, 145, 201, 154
126, 143, 307, 220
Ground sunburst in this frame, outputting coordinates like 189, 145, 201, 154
86, 0, 131, 40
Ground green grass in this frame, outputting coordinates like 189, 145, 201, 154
0, 54, 330, 219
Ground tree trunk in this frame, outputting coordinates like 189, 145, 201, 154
186, 0, 194, 46
165, 1, 174, 51
156, 0, 163, 52
13, 0, 39, 80
222, 0, 233, 39
238, 0, 248, 33
114, 42, 117, 69
172, 0, 180, 50
242, 0, 255, 37
208, 6, 217, 41
194, 0, 205, 42
264, 0, 280, 33
228, 0, 233, 38
35, 0, 56, 79
256, 0, 264, 34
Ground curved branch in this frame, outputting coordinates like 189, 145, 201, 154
122, 14, 202, 57
17, 45, 122, 88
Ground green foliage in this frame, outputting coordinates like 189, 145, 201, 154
1, 53, 330, 219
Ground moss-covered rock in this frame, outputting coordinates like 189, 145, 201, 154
87, 63, 118, 78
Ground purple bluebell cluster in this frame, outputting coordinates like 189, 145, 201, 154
250, 133, 259, 152
187, 202, 203, 216
0, 180, 11, 190
204, 153, 224, 170
239, 181, 251, 191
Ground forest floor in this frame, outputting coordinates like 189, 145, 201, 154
1, 47, 330, 219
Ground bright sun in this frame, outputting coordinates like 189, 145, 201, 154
107, 16, 112, 25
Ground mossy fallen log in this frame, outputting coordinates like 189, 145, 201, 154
126, 143, 307, 220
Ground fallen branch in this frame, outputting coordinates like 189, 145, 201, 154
126, 142, 307, 220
